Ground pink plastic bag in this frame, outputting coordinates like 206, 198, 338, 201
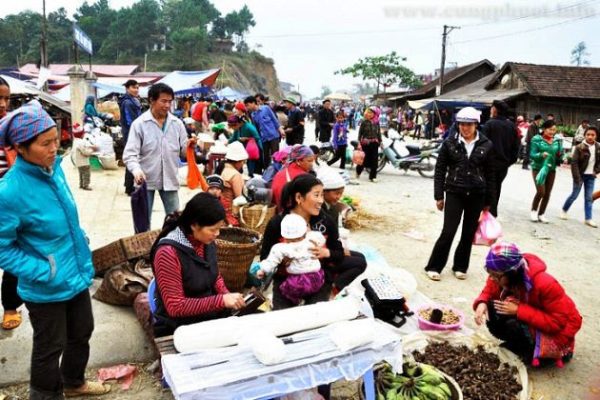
97, 364, 138, 390
245, 138, 260, 160
473, 211, 502, 246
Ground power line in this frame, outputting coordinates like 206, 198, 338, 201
452, 13, 599, 45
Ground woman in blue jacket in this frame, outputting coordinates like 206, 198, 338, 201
0, 101, 110, 399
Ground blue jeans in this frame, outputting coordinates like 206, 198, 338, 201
562, 174, 596, 220
147, 190, 180, 226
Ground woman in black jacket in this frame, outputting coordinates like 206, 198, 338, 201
261, 174, 366, 310
425, 107, 495, 281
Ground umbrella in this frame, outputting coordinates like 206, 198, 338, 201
325, 92, 352, 102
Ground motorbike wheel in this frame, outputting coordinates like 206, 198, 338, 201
376, 152, 387, 173
317, 147, 334, 163
418, 155, 436, 178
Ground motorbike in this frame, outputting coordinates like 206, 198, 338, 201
376, 129, 440, 178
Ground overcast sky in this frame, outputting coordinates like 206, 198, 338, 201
3, 0, 600, 98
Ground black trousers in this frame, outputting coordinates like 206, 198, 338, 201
490, 166, 509, 217
425, 192, 485, 273
262, 139, 279, 169
327, 144, 347, 169
486, 301, 534, 362
326, 251, 367, 290
25, 290, 94, 400
356, 142, 379, 180
1, 271, 23, 311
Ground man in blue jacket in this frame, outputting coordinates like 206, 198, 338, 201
244, 96, 284, 169
119, 79, 142, 195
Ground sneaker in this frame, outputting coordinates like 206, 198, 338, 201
369, 178, 378, 183
453, 271, 467, 280
538, 214, 549, 224
530, 211, 539, 222
82, 186, 93, 191
355, 172, 361, 179
585, 220, 598, 228
425, 271, 441, 281
559, 210, 568, 220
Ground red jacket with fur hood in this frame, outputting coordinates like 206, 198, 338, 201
474, 253, 582, 350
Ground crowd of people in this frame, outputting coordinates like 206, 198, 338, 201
0, 79, 591, 399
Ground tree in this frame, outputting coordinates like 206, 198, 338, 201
571, 41, 590, 66
47, 8, 73, 63
320, 85, 332, 98
126, 0, 162, 56
0, 11, 41, 65
336, 52, 422, 94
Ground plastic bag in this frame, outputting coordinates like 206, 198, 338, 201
352, 149, 365, 166
473, 211, 502, 246
246, 138, 260, 160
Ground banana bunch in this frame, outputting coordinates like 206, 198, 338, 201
375, 362, 452, 400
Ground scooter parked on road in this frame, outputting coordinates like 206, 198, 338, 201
377, 129, 440, 178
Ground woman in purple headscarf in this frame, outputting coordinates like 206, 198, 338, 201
473, 242, 582, 367
0, 101, 110, 397
271, 144, 316, 209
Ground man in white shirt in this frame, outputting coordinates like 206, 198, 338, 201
123, 83, 193, 228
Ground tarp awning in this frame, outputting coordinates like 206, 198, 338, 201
146, 69, 221, 96
1, 74, 71, 114
216, 86, 248, 101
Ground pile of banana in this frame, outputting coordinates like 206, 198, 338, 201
375, 362, 453, 400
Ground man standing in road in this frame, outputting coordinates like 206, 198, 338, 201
244, 96, 284, 169
284, 98, 305, 146
481, 100, 520, 217
119, 79, 142, 195
123, 83, 191, 229
522, 114, 543, 170
318, 99, 335, 143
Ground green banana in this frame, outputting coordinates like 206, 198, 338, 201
437, 382, 451, 397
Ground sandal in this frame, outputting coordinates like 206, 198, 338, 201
2, 311, 22, 330
64, 381, 111, 397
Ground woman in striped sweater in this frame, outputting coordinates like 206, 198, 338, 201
150, 192, 245, 337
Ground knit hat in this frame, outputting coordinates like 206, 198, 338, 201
225, 141, 249, 161
0, 100, 56, 147
317, 167, 346, 190
455, 107, 481, 123
206, 174, 224, 189
281, 214, 308, 239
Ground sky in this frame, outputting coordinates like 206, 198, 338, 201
3, 0, 600, 98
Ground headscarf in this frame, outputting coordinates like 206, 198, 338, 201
366, 106, 380, 124
287, 144, 314, 164
85, 95, 95, 105
234, 102, 247, 113
0, 100, 56, 147
227, 115, 242, 125
485, 242, 532, 291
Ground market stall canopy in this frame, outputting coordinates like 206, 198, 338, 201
325, 92, 352, 102
144, 69, 221, 97
1, 74, 71, 114
216, 86, 248, 101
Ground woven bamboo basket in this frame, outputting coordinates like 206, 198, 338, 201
216, 227, 261, 292
92, 240, 127, 277
238, 204, 277, 236
121, 229, 161, 260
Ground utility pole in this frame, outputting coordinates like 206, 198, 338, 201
40, 0, 49, 92
439, 24, 459, 95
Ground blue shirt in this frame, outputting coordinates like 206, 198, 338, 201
251, 105, 281, 142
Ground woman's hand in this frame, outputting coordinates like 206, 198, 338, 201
256, 270, 266, 279
436, 200, 444, 211
474, 302, 489, 326
223, 293, 245, 310
542, 152, 548, 159
494, 300, 518, 316
310, 244, 331, 259
239, 137, 249, 143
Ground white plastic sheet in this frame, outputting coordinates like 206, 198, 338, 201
162, 319, 402, 400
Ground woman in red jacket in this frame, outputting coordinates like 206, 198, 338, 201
474, 242, 582, 367
271, 145, 316, 209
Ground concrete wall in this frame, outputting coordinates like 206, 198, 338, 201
68, 66, 97, 126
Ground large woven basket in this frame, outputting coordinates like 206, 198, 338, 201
92, 230, 160, 277
121, 229, 160, 259
216, 227, 261, 292
238, 204, 277, 236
